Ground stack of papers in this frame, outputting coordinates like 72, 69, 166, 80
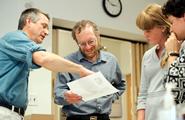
67, 72, 119, 102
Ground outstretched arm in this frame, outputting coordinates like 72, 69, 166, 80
32, 51, 93, 77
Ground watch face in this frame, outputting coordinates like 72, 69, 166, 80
103, 0, 122, 17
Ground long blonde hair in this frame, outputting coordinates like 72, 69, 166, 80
136, 3, 171, 68
136, 3, 170, 35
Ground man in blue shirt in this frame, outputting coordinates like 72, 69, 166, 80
0, 8, 93, 120
54, 20, 126, 120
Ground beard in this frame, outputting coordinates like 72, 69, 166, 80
79, 47, 100, 60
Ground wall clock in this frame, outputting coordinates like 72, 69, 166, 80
102, 0, 122, 17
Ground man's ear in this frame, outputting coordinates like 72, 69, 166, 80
25, 18, 31, 25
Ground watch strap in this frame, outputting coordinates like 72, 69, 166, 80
168, 51, 179, 57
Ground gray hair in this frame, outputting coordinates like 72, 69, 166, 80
18, 8, 50, 30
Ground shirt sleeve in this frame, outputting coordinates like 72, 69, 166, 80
54, 72, 72, 105
112, 59, 126, 101
137, 55, 148, 110
0, 36, 45, 69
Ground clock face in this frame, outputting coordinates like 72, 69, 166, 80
103, 0, 122, 17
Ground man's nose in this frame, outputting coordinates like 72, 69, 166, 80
84, 43, 92, 49
44, 29, 49, 36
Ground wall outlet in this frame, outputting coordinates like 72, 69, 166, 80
28, 94, 38, 106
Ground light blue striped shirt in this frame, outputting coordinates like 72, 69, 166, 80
54, 50, 126, 116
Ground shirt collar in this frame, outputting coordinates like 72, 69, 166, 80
76, 51, 107, 63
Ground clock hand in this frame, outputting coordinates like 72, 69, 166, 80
107, 0, 117, 6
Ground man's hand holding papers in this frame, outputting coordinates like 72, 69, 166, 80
67, 72, 119, 102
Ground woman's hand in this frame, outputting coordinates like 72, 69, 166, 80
165, 32, 181, 53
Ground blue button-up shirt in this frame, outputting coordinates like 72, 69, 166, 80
54, 50, 126, 116
0, 30, 45, 109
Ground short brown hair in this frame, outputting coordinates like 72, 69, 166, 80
72, 20, 102, 51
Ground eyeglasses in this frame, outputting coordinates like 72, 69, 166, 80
78, 39, 96, 47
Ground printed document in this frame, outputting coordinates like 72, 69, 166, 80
67, 72, 119, 102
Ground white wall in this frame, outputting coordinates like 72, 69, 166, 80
0, 0, 167, 115
0, 0, 167, 36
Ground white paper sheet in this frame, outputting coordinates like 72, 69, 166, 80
67, 72, 119, 102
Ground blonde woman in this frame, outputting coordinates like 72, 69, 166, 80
136, 3, 171, 120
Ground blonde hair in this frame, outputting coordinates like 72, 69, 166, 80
136, 3, 171, 36
136, 3, 171, 68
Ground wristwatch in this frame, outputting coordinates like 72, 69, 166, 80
168, 51, 179, 57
